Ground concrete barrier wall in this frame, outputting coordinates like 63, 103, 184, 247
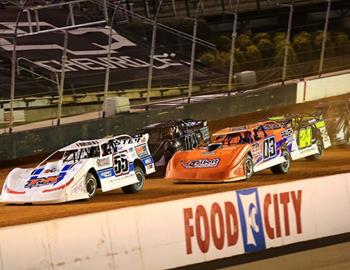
0, 173, 349, 270
296, 73, 350, 103
0, 84, 297, 161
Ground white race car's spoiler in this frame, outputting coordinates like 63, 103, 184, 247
60, 139, 104, 152
100, 133, 150, 146
132, 133, 149, 144
59, 134, 149, 152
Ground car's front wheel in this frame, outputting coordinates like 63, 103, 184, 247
271, 150, 291, 174
85, 172, 97, 199
122, 166, 145, 194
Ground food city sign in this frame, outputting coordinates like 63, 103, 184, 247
0, 174, 349, 270
183, 188, 303, 255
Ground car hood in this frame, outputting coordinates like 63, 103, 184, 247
166, 144, 249, 180
3, 160, 85, 194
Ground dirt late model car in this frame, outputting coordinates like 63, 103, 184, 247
0, 134, 155, 204
268, 114, 331, 160
135, 119, 210, 174
165, 121, 293, 182
315, 100, 350, 145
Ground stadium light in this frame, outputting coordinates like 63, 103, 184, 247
319, 0, 332, 77
227, 0, 240, 96
188, 0, 204, 104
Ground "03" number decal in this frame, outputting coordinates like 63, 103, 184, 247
263, 137, 276, 159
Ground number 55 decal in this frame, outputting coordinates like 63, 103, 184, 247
113, 154, 129, 176
263, 137, 276, 159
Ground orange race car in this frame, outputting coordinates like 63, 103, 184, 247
165, 121, 295, 182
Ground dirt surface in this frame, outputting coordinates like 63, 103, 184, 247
1, 94, 350, 228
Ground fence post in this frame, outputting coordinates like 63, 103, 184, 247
188, 0, 203, 104
282, 4, 293, 83
146, 0, 164, 110
57, 31, 68, 126
318, 0, 331, 77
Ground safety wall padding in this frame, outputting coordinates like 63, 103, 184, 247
0, 173, 349, 270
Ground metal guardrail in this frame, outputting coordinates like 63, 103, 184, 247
0, 86, 183, 107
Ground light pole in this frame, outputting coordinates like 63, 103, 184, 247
103, 1, 123, 118
57, 31, 68, 126
227, 0, 240, 96
146, 0, 164, 110
282, 3, 293, 83
9, 37, 17, 134
319, 0, 331, 77
188, 0, 203, 104
9, 0, 28, 134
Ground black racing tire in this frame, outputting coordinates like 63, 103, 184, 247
154, 150, 173, 177
271, 150, 291, 174
85, 172, 98, 199
122, 166, 145, 194
245, 155, 254, 180
305, 140, 324, 161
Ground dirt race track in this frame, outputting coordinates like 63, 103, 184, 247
1, 95, 350, 228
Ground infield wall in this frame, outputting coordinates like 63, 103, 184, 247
0, 173, 349, 270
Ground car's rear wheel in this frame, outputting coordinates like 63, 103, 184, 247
122, 166, 145, 194
306, 140, 323, 161
85, 172, 97, 199
271, 150, 291, 174
245, 155, 254, 180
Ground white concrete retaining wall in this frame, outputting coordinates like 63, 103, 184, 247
0, 174, 350, 270
296, 73, 350, 103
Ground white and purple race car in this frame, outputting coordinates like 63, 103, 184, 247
0, 134, 155, 204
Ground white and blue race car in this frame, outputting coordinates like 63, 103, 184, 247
0, 134, 155, 204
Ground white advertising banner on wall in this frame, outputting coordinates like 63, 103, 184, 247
0, 174, 350, 270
